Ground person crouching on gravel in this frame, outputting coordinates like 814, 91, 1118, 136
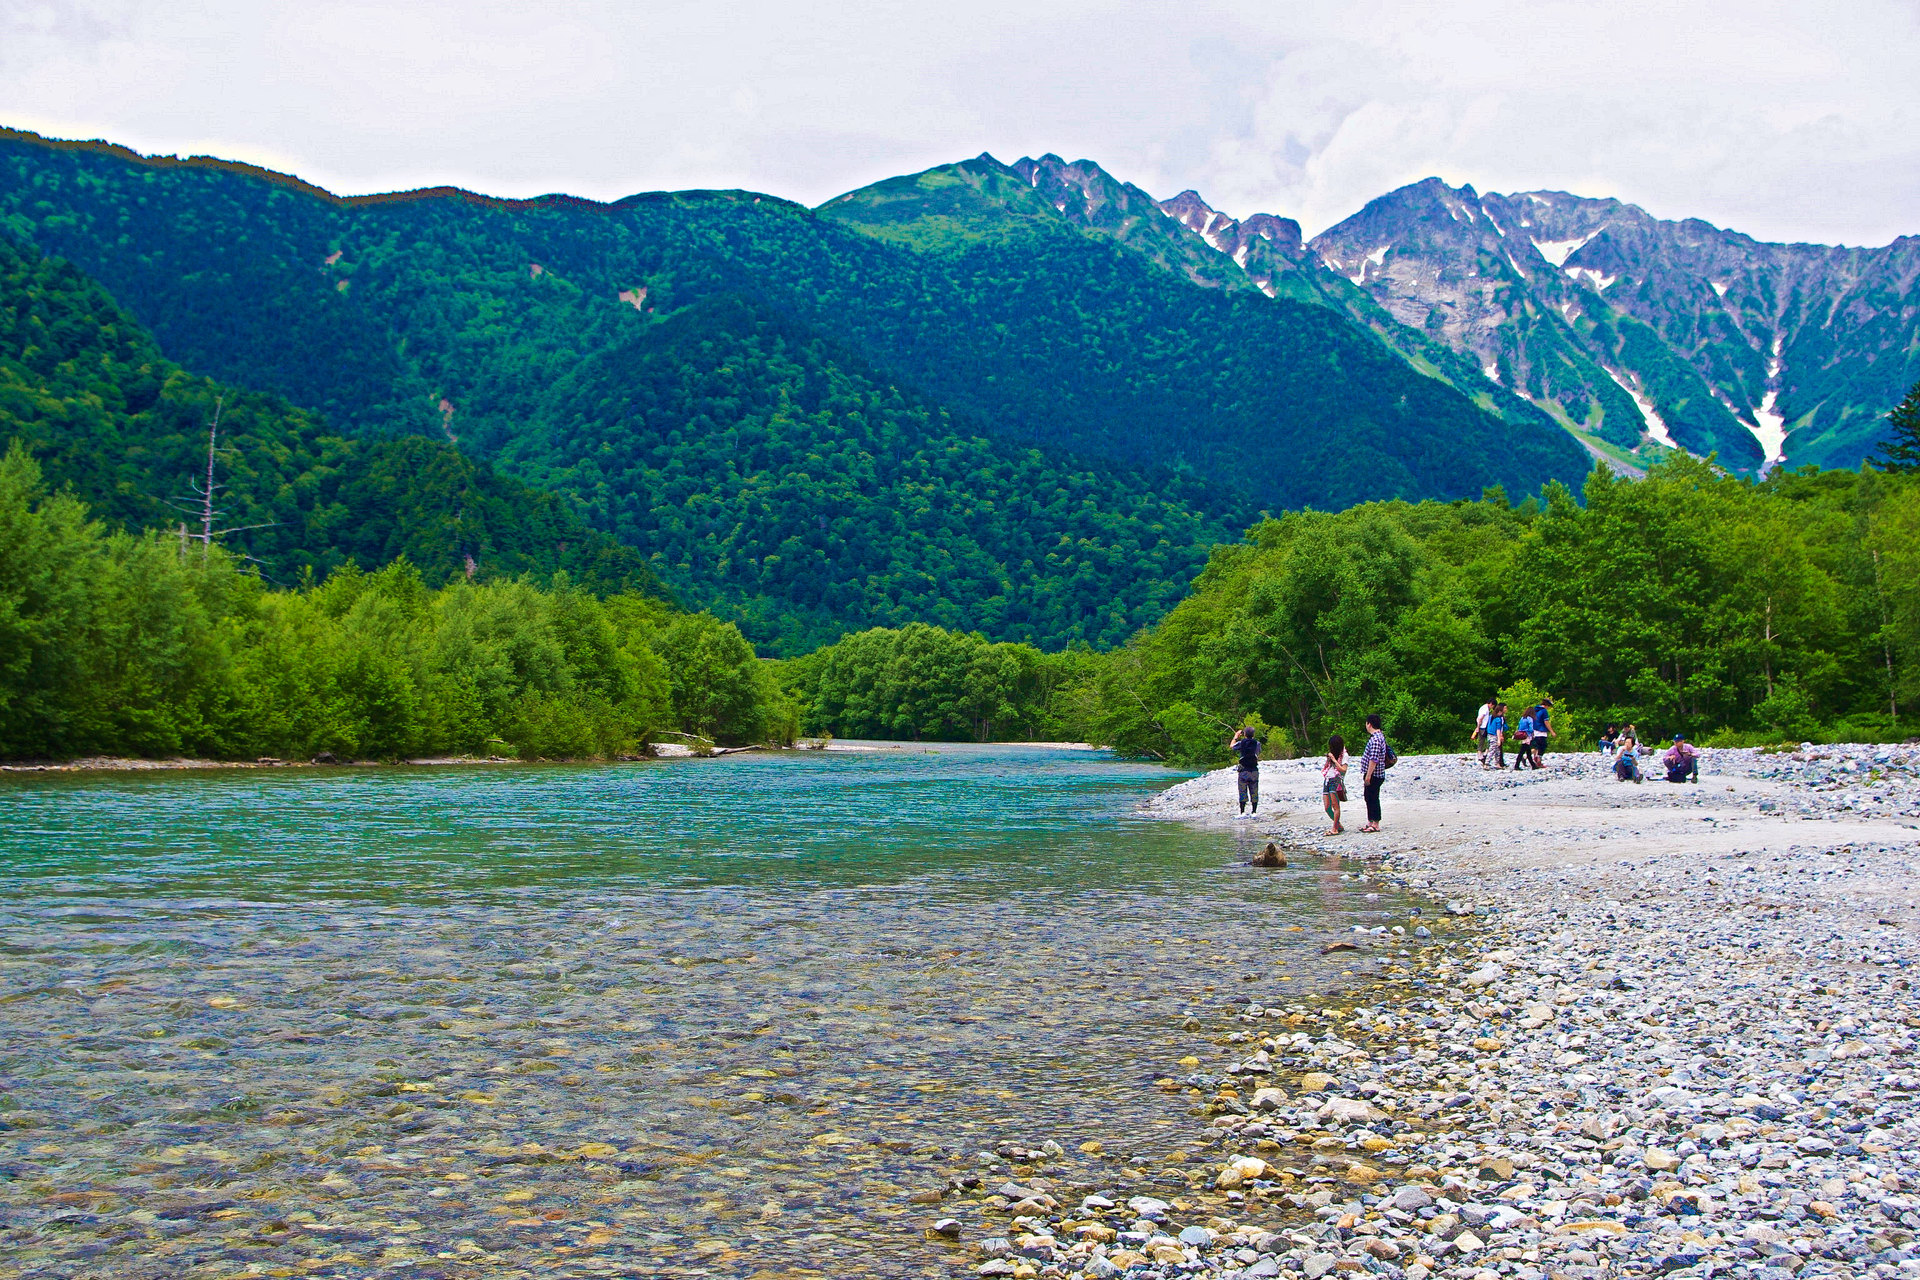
1230, 726, 1263, 815
1321, 734, 1349, 835
1664, 734, 1699, 783
1615, 743, 1643, 783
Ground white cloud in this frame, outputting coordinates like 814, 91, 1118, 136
1, 0, 1916, 245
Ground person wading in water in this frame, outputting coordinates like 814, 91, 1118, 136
1230, 726, 1263, 816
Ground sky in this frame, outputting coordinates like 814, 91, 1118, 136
2, 0, 1917, 246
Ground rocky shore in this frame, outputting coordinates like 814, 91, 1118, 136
964, 745, 1920, 1280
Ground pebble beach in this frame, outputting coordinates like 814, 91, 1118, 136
958, 744, 1920, 1280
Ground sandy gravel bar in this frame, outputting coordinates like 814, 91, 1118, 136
965, 745, 1920, 1280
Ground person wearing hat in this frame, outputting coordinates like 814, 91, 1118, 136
1663, 733, 1699, 783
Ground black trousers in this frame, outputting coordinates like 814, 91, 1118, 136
1363, 777, 1383, 824
1237, 769, 1259, 811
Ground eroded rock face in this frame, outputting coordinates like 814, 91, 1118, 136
1306, 179, 1920, 470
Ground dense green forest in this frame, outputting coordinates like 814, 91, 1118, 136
777, 623, 1092, 743
0, 230, 1239, 648
0, 445, 789, 760
1070, 456, 1920, 762
0, 132, 1595, 648
7, 435, 1916, 765
0, 234, 662, 591
784, 455, 1920, 762
522, 294, 1243, 651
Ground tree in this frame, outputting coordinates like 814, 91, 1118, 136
1873, 379, 1920, 473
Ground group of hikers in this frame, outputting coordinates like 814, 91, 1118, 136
1230, 713, 1394, 836
1224, 694, 1706, 832
1471, 696, 1555, 769
1600, 722, 1700, 784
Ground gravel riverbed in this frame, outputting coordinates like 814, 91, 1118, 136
955, 745, 1920, 1280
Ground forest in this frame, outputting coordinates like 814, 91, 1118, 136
786, 451, 1920, 763
7, 426, 1917, 764
0, 234, 663, 593
0, 445, 792, 761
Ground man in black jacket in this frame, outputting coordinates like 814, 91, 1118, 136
1230, 727, 1262, 815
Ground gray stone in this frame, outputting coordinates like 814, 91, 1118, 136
1389, 1186, 1434, 1212
1126, 1195, 1172, 1220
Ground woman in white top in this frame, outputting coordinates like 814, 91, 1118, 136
1321, 733, 1349, 835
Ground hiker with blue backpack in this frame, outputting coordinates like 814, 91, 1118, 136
1512, 707, 1538, 770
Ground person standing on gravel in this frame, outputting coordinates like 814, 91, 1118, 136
1321, 734, 1349, 835
1358, 714, 1391, 832
1530, 698, 1555, 767
1513, 707, 1536, 770
1485, 703, 1508, 769
1230, 726, 1263, 815
1473, 697, 1495, 766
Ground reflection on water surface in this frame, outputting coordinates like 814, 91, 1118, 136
0, 746, 1400, 1277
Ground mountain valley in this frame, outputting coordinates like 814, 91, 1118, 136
0, 126, 1911, 653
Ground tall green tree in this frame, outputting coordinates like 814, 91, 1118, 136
1873, 379, 1920, 473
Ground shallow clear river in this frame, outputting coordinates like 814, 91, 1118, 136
0, 745, 1402, 1279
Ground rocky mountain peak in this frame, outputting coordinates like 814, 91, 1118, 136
1158, 189, 1304, 259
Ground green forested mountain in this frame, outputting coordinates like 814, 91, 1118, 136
0, 234, 663, 591
522, 294, 1242, 652
0, 215, 1244, 652
0, 130, 1595, 647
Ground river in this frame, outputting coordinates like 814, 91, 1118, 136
0, 745, 1404, 1278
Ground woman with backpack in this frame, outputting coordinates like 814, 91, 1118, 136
1358, 713, 1393, 832
1321, 734, 1349, 835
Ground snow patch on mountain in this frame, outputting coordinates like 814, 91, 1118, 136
1606, 369, 1679, 449
1566, 266, 1617, 291
1748, 336, 1789, 467
1533, 233, 1596, 267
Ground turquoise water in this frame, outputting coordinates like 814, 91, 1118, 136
0, 746, 1405, 1278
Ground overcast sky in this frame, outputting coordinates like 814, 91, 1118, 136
3, 0, 1917, 246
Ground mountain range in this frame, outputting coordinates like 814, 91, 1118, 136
0, 127, 1910, 652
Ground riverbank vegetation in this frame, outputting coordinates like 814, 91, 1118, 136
0, 446, 793, 761
785, 455, 1920, 765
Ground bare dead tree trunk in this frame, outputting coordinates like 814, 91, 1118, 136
200, 397, 223, 559
1874, 549, 1898, 718
1763, 596, 1774, 699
